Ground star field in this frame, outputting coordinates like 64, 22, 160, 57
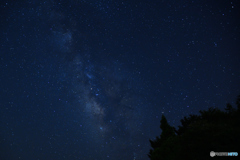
0, 0, 239, 160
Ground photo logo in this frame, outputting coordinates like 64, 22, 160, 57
210, 151, 238, 157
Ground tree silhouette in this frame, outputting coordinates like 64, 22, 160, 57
148, 115, 179, 160
225, 103, 233, 113
159, 115, 175, 140
148, 95, 240, 160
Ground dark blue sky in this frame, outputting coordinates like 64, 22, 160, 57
0, 0, 239, 159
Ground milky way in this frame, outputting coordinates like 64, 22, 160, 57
46, 3, 149, 158
67, 53, 146, 158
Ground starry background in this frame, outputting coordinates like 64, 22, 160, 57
0, 0, 239, 159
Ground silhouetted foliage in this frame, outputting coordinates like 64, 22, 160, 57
225, 103, 233, 113
148, 115, 178, 160
148, 95, 240, 160
159, 115, 176, 140
177, 114, 200, 135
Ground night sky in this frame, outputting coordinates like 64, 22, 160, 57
0, 0, 239, 159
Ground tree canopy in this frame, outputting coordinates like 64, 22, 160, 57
148, 95, 240, 160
